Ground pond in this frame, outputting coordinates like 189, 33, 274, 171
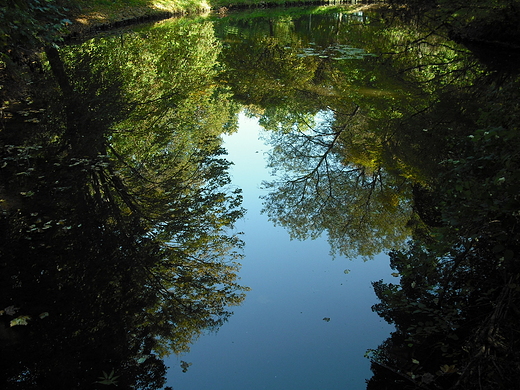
2, 4, 520, 390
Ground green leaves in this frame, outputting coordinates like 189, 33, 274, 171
95, 369, 120, 386
1, 0, 71, 57
1, 14, 248, 387
10, 315, 31, 327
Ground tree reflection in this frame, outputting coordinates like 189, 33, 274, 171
363, 8, 520, 390
217, 10, 425, 258
260, 107, 412, 259
367, 83, 520, 388
1, 18, 246, 389
4, 5, 520, 389
219, 9, 520, 387
217, 7, 500, 262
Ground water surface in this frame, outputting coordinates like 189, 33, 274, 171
166, 113, 395, 389
3, 4, 519, 389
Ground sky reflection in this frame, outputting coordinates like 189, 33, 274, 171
166, 113, 394, 390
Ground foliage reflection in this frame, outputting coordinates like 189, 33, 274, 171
1, 18, 246, 389
3, 5, 520, 389
216, 8, 520, 388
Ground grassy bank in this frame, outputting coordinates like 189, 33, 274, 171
71, 0, 211, 29
69, 0, 351, 33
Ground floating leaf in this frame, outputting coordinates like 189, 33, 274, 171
439, 364, 457, 374
180, 360, 192, 373
4, 305, 19, 316
137, 356, 149, 364
95, 369, 119, 385
10, 315, 31, 327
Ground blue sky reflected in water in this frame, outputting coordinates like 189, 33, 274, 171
166, 113, 394, 390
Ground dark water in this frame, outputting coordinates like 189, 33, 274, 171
2, 5, 520, 390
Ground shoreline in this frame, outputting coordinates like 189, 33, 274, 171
66, 0, 373, 38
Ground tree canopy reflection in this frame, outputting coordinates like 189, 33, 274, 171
259, 107, 412, 259
3, 4, 520, 389
1, 17, 246, 389
217, 10, 429, 258
357, 8, 520, 390
217, 8, 520, 388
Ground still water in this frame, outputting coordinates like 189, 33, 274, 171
166, 113, 394, 389
3, 3, 519, 389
